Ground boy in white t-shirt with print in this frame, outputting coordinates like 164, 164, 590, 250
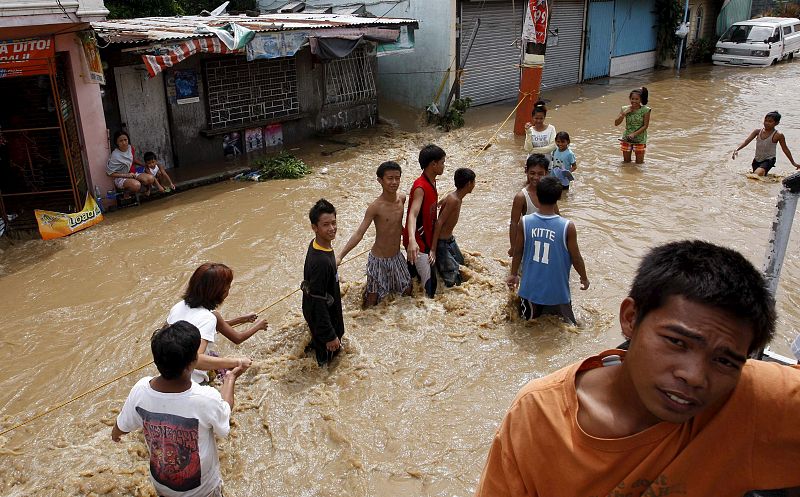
551, 131, 577, 190
112, 321, 247, 497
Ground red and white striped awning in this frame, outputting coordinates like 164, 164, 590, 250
143, 37, 241, 77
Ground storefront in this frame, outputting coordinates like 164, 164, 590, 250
0, 0, 110, 236
0, 37, 87, 232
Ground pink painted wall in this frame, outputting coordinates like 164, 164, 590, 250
55, 32, 111, 206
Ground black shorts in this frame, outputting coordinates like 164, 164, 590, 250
752, 157, 777, 173
519, 298, 577, 325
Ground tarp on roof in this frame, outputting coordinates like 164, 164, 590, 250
92, 13, 418, 44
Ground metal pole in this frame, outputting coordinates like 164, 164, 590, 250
442, 19, 480, 116
675, 0, 690, 75
758, 170, 800, 363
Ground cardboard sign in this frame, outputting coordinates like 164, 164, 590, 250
35, 194, 103, 240
0, 37, 54, 78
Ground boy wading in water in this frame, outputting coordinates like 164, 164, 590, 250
733, 110, 799, 176
302, 199, 344, 366
112, 321, 247, 497
404, 144, 447, 298
337, 161, 412, 306
431, 167, 476, 287
507, 176, 589, 325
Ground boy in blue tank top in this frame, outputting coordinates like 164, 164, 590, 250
507, 176, 589, 324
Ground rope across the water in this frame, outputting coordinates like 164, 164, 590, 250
1, 98, 530, 438
475, 91, 532, 157
0, 247, 373, 439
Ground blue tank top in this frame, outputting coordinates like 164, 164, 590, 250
519, 213, 572, 305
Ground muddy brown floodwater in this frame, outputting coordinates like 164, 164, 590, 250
1, 62, 799, 496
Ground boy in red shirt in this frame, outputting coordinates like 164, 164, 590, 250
404, 144, 446, 298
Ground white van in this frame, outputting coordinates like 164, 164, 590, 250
713, 17, 800, 66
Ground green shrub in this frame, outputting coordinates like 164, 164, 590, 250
254, 152, 310, 180
686, 37, 716, 63
428, 97, 472, 131
655, 0, 683, 64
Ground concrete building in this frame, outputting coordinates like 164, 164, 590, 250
0, 0, 110, 233
261, 1, 665, 108
92, 14, 417, 180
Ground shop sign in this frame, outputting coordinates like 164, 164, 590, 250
0, 37, 55, 78
35, 194, 103, 240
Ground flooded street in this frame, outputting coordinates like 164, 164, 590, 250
1, 61, 800, 496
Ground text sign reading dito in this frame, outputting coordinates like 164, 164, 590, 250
0, 37, 55, 78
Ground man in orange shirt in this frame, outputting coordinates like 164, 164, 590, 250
476, 240, 800, 497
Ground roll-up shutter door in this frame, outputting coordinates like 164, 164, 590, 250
542, 0, 586, 90
459, 1, 522, 106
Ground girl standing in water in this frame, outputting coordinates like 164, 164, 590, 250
615, 87, 651, 164
523, 100, 557, 162
732, 111, 799, 176
167, 262, 268, 383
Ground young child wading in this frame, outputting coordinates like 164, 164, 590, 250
732, 110, 799, 176
112, 321, 247, 497
337, 161, 412, 306
302, 199, 345, 366
507, 176, 589, 325
431, 167, 475, 287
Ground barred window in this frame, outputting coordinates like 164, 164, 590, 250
324, 46, 376, 106
205, 56, 299, 130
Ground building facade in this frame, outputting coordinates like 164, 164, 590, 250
262, 0, 663, 108
93, 14, 416, 178
0, 0, 110, 233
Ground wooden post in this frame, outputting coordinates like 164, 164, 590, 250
514, 65, 542, 135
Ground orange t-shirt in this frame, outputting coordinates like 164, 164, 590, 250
476, 350, 800, 497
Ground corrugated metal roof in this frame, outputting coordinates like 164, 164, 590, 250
92, 13, 418, 44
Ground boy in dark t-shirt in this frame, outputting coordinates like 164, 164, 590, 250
302, 199, 345, 366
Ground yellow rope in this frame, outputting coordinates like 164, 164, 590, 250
475, 91, 532, 156
0, 92, 531, 438
0, 361, 153, 438
0, 247, 375, 438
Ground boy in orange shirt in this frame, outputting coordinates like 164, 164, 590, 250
476, 240, 800, 496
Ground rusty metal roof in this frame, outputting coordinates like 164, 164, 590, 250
92, 13, 418, 44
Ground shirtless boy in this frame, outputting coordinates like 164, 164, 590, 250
431, 168, 475, 287
337, 161, 412, 306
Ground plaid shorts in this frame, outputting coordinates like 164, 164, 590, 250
620, 141, 646, 153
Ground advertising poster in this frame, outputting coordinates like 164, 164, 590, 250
522, 0, 549, 44
223, 132, 242, 157
245, 127, 264, 153
0, 37, 54, 78
174, 69, 199, 104
263, 124, 283, 147
35, 194, 103, 240
78, 32, 105, 84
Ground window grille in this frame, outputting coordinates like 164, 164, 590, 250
324, 46, 376, 106
205, 56, 300, 130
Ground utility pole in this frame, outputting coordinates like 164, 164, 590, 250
514, 0, 549, 136
758, 170, 800, 365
